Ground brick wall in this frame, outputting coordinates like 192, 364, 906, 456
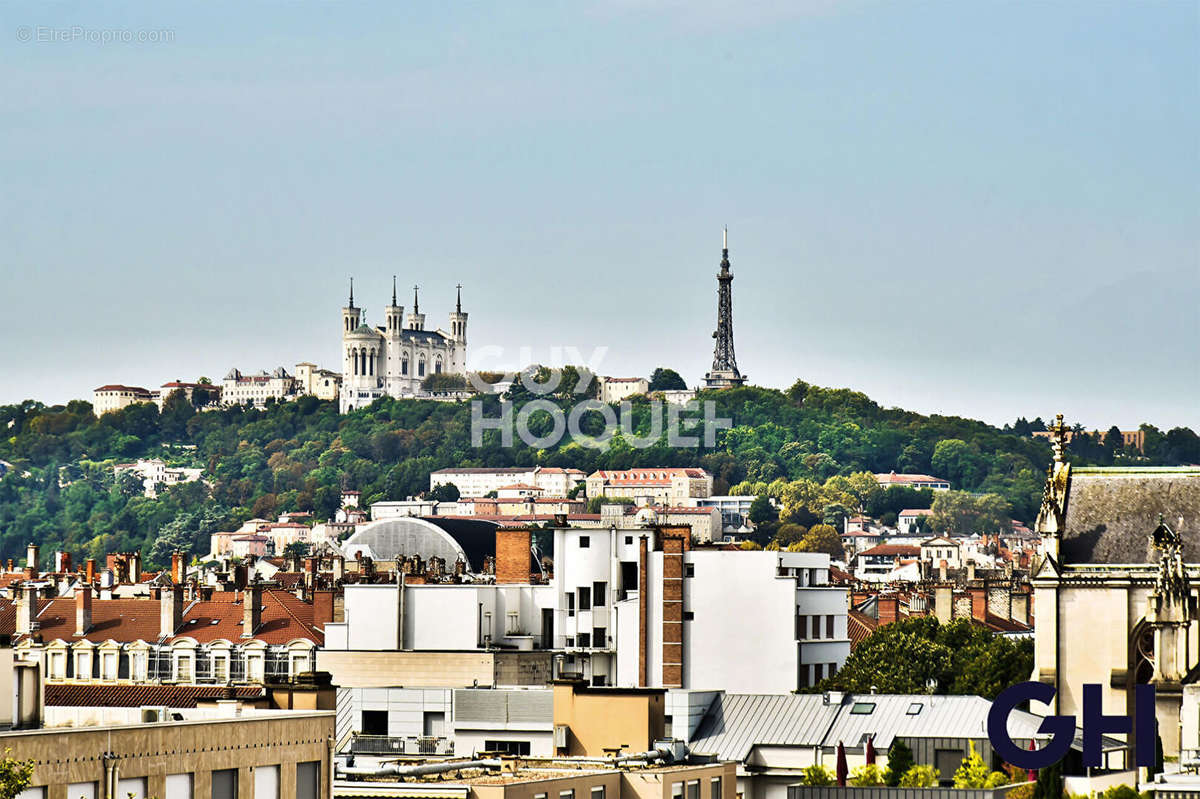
495, 527, 533, 584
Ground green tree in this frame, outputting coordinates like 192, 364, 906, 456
884, 739, 915, 786
648, 368, 687, 392
1032, 760, 1062, 799
797, 524, 844, 559
0, 751, 35, 799
428, 482, 461, 502
748, 495, 776, 525
930, 491, 1012, 535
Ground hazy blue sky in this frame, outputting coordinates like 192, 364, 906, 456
2, 1, 1197, 429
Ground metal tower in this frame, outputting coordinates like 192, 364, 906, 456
704, 227, 746, 388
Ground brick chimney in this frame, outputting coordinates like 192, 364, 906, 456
161, 584, 183, 638
495, 527, 533, 584
938, 559, 947, 581
313, 590, 334, 627
55, 551, 71, 573
304, 557, 317, 589
15, 584, 38, 634
75, 584, 93, 636
171, 551, 186, 584
969, 587, 988, 622
876, 594, 900, 625
26, 543, 39, 575
85, 558, 96, 584
243, 581, 263, 637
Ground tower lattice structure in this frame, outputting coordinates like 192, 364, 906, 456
705, 228, 745, 388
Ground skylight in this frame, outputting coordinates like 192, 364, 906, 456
850, 702, 876, 715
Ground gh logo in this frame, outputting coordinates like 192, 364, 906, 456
987, 682, 1156, 769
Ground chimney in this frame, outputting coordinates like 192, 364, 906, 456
26, 543, 39, 575
332, 555, 345, 583
1012, 592, 1030, 625
304, 557, 317, 589
15, 584, 38, 634
243, 581, 262, 637
171, 552, 186, 584
129, 551, 142, 582
161, 584, 183, 638
495, 527, 533, 584
967, 561, 976, 582
233, 562, 248, 590
969, 587, 988, 622
938, 560, 948, 581
876, 594, 900, 625
934, 585, 953, 623
75, 584, 93, 635
55, 551, 71, 573
85, 559, 96, 584
313, 590, 334, 627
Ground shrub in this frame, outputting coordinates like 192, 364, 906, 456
885, 739, 915, 786
898, 765, 940, 788
799, 765, 834, 786
849, 765, 886, 787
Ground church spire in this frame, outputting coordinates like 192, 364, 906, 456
348, 277, 355, 308
456, 283, 462, 313
412, 284, 419, 314
392, 275, 397, 306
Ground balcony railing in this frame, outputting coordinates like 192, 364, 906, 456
348, 735, 454, 756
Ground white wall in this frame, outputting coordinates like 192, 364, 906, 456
344, 585, 400, 650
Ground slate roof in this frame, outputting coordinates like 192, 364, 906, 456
1060, 467, 1200, 564
45, 683, 264, 708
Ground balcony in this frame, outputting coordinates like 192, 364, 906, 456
347, 734, 454, 756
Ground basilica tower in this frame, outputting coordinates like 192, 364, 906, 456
385, 275, 405, 335
704, 228, 746, 388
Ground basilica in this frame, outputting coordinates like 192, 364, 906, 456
339, 279, 468, 412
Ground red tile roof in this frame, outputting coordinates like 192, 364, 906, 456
847, 610, 879, 649
169, 590, 322, 644
94, 385, 151, 394
45, 683, 264, 708
858, 544, 922, 557
31, 598, 163, 643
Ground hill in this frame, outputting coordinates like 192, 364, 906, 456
1, 379, 1196, 566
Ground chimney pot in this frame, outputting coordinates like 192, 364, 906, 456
75, 584, 93, 635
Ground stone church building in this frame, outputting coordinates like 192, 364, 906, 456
1033, 417, 1200, 760
339, 279, 468, 412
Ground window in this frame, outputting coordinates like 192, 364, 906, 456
565, 637, 575, 647
485, 740, 532, 756
625, 536, 633, 545
810, 616, 821, 639
567, 592, 575, 617
688, 780, 700, 799
297, 762, 320, 799
592, 581, 607, 606
49, 652, 65, 679
175, 654, 193, 683
685, 563, 695, 578
101, 652, 117, 680
118, 778, 147, 798
418, 357, 426, 377
672, 784, 684, 799
560, 791, 575, 799
362, 710, 388, 735
578, 586, 592, 611
795, 614, 807, 640
850, 702, 876, 715
579, 536, 590, 548
213, 655, 228, 683
507, 612, 521, 634
814, 663, 824, 681
593, 627, 606, 647
683, 611, 694, 621
535, 794, 548, 799
826, 615, 834, 638
592, 788, 606, 799
711, 777, 722, 799
578, 633, 591, 648
254, 765, 280, 799
798, 663, 810, 688
165, 774, 194, 799
906, 702, 923, 715
67, 784, 96, 799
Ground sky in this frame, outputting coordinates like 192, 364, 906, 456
1, 1, 1197, 430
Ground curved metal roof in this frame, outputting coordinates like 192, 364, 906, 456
339, 516, 499, 571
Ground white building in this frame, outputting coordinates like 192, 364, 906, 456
585, 468, 713, 505
632, 506, 723, 543
294, 362, 342, 401
430, 466, 586, 498
598, 376, 649, 404
897, 507, 933, 533
339, 280, 468, 412
113, 458, 203, 498
919, 535, 962, 569
874, 472, 951, 491
221, 367, 297, 407
692, 495, 755, 532
323, 524, 849, 694
92, 384, 153, 415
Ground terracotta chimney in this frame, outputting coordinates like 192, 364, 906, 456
171, 552, 186, 584
495, 527, 533, 584
313, 590, 334, 627
877, 594, 900, 625
304, 557, 317, 589
161, 584, 183, 638
55, 551, 71, 573
86, 558, 96, 584
75, 584, 93, 635
969, 587, 988, 622
243, 581, 263, 637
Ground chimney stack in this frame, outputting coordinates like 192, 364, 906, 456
85, 558, 96, 584
876, 594, 900, 625
130, 551, 142, 582
495, 527, 533, 584
304, 557, 317, 589
161, 584, 183, 638
26, 543, 39, 575
15, 584, 38, 634
332, 555, 345, 583
171, 552, 186, 584
55, 551, 71, 573
75, 584, 93, 636
934, 585, 953, 623
243, 581, 263, 637
966, 561, 976, 582
313, 590, 334, 627
969, 587, 988, 622
938, 559, 947, 581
